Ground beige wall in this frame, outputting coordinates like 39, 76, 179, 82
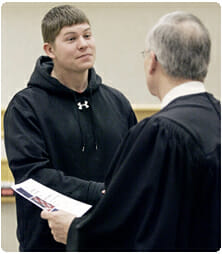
1, 203, 19, 251
1, 2, 221, 109
1, 2, 221, 252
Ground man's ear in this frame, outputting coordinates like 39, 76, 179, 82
149, 51, 158, 75
43, 43, 55, 59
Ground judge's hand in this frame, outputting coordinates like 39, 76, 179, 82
41, 210, 76, 244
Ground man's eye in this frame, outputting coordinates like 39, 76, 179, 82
68, 37, 76, 41
84, 34, 91, 39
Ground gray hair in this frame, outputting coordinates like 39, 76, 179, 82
145, 11, 211, 81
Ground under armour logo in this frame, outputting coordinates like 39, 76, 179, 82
77, 100, 90, 110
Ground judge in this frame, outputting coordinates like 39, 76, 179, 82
41, 11, 221, 251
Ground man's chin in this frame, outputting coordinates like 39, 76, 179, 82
78, 63, 94, 72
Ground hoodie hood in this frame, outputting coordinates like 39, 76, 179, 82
28, 56, 101, 96
28, 56, 102, 152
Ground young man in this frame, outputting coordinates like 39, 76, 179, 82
42, 11, 221, 251
4, 5, 137, 251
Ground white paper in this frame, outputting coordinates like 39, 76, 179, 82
11, 179, 92, 217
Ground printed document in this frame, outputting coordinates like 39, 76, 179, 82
11, 179, 92, 217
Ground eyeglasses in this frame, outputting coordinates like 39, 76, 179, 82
141, 50, 150, 59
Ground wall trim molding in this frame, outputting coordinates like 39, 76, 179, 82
132, 104, 160, 121
1, 109, 5, 138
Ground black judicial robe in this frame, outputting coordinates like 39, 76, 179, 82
66, 93, 221, 252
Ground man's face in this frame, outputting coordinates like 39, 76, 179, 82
50, 23, 96, 73
144, 51, 152, 92
144, 50, 156, 96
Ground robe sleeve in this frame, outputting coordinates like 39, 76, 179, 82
66, 116, 206, 251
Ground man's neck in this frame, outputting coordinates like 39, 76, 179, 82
158, 75, 192, 101
51, 68, 89, 93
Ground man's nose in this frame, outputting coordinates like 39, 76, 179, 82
78, 36, 88, 49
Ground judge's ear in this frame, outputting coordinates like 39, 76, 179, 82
149, 51, 158, 75
43, 42, 55, 59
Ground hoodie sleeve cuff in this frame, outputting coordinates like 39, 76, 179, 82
87, 181, 104, 205
66, 218, 81, 251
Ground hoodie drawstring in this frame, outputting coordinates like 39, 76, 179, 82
74, 91, 98, 152
89, 88, 99, 151
74, 93, 86, 152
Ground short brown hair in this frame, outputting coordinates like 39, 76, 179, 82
41, 5, 90, 43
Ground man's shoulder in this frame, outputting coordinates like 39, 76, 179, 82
130, 105, 197, 141
157, 93, 220, 125
6, 86, 47, 113
147, 95, 220, 153
11, 86, 45, 99
98, 83, 132, 109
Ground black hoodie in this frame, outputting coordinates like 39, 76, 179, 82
4, 56, 137, 251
